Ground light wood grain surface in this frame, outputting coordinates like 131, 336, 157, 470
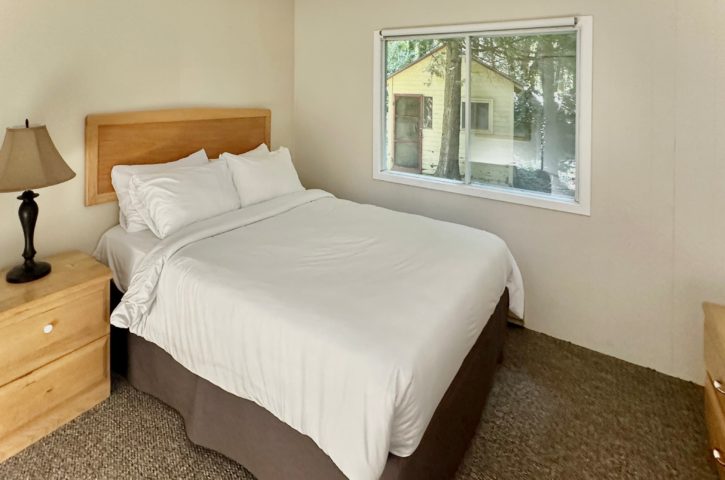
0, 251, 111, 462
0, 251, 112, 316
0, 337, 110, 462
0, 285, 108, 387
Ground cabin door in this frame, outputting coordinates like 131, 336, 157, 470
393, 95, 423, 172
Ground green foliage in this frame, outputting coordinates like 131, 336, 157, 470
385, 39, 439, 76
471, 33, 576, 119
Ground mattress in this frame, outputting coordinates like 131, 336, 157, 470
94, 225, 159, 292
111, 189, 524, 480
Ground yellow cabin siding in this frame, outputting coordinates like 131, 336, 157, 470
386, 52, 516, 174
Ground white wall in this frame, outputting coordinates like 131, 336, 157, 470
294, 0, 725, 383
0, 0, 294, 268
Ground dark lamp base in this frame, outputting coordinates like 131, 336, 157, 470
7, 189, 51, 284
6, 261, 51, 284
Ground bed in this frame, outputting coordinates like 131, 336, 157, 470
87, 108, 524, 480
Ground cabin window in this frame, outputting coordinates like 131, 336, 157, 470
423, 97, 433, 129
373, 16, 592, 215
461, 100, 492, 133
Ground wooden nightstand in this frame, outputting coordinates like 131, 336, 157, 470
704, 302, 725, 479
0, 251, 112, 462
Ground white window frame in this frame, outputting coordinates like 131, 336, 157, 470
372, 16, 593, 216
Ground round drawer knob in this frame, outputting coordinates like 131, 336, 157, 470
714, 379, 725, 396
713, 448, 725, 467
42, 324, 54, 334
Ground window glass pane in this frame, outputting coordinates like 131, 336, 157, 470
385, 38, 465, 178
394, 143, 420, 169
472, 102, 490, 131
468, 32, 577, 197
383, 30, 578, 199
396, 96, 421, 116
460, 102, 491, 130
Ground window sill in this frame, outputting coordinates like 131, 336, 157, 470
372, 169, 590, 216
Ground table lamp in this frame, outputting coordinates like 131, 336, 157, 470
0, 120, 76, 283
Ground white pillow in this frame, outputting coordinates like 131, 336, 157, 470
209, 142, 269, 162
112, 150, 208, 232
128, 160, 241, 239
223, 147, 304, 207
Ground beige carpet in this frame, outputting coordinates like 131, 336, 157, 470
0, 326, 716, 479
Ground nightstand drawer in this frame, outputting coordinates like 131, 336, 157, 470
0, 335, 109, 445
0, 283, 108, 387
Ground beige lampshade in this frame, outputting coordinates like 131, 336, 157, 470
0, 125, 76, 193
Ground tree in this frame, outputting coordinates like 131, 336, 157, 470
434, 39, 464, 180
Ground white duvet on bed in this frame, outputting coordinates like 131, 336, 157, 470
112, 189, 523, 480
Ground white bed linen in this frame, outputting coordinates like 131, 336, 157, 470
111, 189, 524, 480
94, 226, 159, 291
111, 149, 208, 233
223, 147, 304, 207
129, 159, 241, 239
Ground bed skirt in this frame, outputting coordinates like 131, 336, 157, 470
111, 288, 508, 480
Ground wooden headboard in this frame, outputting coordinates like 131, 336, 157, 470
85, 108, 271, 206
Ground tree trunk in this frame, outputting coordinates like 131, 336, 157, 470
540, 38, 561, 176
435, 40, 463, 180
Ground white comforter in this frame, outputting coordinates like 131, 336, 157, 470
112, 189, 523, 480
